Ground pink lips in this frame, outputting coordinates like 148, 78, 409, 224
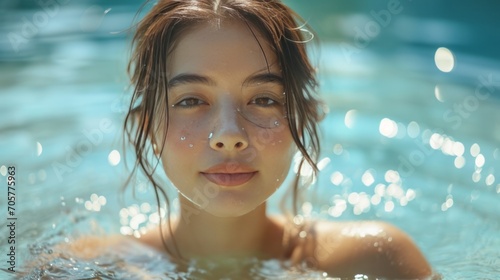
202, 172, 257, 186
201, 163, 257, 187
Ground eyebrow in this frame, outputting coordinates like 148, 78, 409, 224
167, 74, 215, 89
167, 72, 283, 89
243, 72, 283, 87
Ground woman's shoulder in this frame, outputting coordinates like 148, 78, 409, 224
50, 234, 152, 259
309, 219, 432, 278
20, 233, 166, 278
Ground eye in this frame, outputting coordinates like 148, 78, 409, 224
174, 97, 207, 108
250, 96, 280, 107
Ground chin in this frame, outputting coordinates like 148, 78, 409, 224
205, 197, 264, 218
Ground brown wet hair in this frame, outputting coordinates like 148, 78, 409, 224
123, 0, 323, 259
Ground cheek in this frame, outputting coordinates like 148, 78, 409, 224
252, 125, 294, 153
250, 126, 295, 172
160, 121, 209, 177
164, 119, 209, 150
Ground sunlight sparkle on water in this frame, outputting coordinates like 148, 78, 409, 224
384, 201, 395, 212
374, 183, 386, 196
84, 193, 107, 212
430, 133, 444, 148
452, 141, 465, 156
328, 198, 347, 218
333, 144, 343, 155
370, 194, 381, 205
302, 202, 313, 216
317, 157, 331, 171
434, 85, 445, 102
429, 133, 467, 158
485, 174, 495, 186
379, 118, 398, 138
361, 169, 375, 186
454, 156, 466, 169
434, 47, 455, 72
475, 154, 485, 168
36, 142, 43, 156
384, 170, 400, 183
108, 149, 121, 166
472, 171, 481, 183
406, 189, 416, 201
440, 137, 455, 156
407, 121, 420, 138
330, 171, 344, 186
344, 109, 358, 128
441, 195, 454, 211
470, 143, 480, 157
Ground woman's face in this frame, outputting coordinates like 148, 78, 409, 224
158, 21, 296, 217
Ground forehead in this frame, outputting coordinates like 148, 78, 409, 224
167, 20, 280, 79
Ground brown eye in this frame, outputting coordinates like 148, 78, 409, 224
251, 97, 278, 107
175, 97, 207, 108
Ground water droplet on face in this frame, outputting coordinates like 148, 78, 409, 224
274, 121, 280, 126
208, 132, 213, 139
189, 144, 194, 148
180, 136, 186, 141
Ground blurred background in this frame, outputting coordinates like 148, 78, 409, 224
0, 0, 499, 279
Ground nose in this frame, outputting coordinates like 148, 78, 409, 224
209, 105, 249, 152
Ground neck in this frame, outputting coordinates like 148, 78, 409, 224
171, 195, 282, 259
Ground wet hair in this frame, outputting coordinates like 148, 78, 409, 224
123, 0, 323, 258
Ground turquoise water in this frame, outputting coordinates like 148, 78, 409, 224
1, 1, 500, 279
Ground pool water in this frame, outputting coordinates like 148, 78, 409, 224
1, 1, 499, 279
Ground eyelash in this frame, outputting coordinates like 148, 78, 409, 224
249, 96, 281, 107
172, 94, 284, 108
173, 97, 207, 108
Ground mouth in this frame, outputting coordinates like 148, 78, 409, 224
201, 172, 257, 187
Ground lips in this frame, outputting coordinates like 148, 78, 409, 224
201, 163, 257, 187
201, 172, 257, 187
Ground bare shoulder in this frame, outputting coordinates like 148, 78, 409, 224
137, 225, 166, 250
310, 220, 432, 279
51, 234, 142, 259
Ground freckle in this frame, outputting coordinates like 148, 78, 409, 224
180, 136, 186, 141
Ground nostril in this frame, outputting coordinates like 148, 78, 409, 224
216, 142, 224, 148
235, 142, 243, 148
